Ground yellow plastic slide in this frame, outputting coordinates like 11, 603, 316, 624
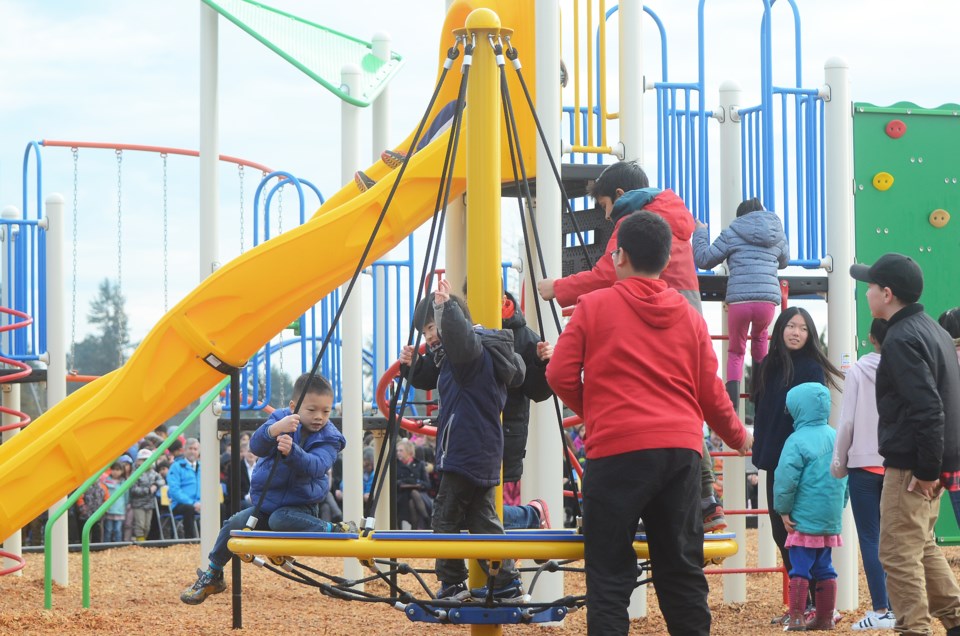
0, 0, 538, 541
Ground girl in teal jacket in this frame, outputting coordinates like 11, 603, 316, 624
774, 382, 849, 630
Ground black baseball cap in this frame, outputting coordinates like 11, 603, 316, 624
849, 253, 923, 303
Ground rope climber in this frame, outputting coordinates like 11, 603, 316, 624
210, 27, 743, 631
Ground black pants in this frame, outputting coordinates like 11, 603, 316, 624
172, 503, 198, 539
765, 470, 815, 605
431, 471, 517, 587
583, 448, 709, 636
764, 471, 792, 570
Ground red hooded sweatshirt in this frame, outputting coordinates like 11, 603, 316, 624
546, 276, 746, 460
552, 189, 699, 307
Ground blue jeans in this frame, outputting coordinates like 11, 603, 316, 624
848, 468, 889, 610
949, 489, 960, 531
503, 504, 539, 530
208, 504, 331, 569
104, 518, 123, 543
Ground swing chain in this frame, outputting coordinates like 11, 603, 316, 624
115, 149, 123, 292
238, 164, 245, 255
162, 153, 169, 312
70, 147, 79, 374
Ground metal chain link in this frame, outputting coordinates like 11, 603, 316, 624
115, 149, 123, 369
70, 148, 79, 373
237, 164, 245, 255
115, 149, 123, 292
162, 153, 169, 312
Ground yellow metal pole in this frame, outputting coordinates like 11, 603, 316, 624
464, 7, 503, 636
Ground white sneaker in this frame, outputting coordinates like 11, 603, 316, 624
851, 610, 895, 630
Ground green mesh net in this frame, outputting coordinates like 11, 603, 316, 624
202, 0, 404, 107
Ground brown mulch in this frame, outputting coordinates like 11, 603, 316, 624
1, 530, 957, 634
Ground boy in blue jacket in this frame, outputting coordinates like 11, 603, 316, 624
180, 373, 354, 605
398, 278, 526, 601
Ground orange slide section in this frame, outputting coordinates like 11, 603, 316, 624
0, 0, 538, 541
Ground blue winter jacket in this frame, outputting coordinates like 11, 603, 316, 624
692, 210, 788, 304
247, 408, 346, 516
774, 383, 848, 535
406, 298, 525, 487
167, 457, 201, 508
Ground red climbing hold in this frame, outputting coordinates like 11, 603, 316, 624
885, 120, 906, 139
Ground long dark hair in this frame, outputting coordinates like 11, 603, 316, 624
754, 306, 842, 399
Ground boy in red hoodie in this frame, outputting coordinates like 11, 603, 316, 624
546, 211, 752, 636
538, 160, 726, 532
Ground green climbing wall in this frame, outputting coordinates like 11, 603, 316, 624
852, 101, 960, 355
853, 102, 960, 543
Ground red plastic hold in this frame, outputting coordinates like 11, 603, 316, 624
885, 119, 906, 139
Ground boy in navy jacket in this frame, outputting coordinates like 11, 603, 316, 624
399, 278, 526, 600
180, 373, 353, 605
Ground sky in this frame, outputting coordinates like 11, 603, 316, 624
1, 0, 959, 369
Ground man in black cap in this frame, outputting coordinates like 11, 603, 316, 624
850, 252, 960, 635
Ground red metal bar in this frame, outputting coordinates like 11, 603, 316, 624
41, 140, 274, 174
66, 374, 99, 383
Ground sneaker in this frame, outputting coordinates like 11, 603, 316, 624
851, 610, 895, 630
354, 171, 376, 192
180, 568, 226, 605
702, 502, 728, 533
528, 498, 551, 529
334, 520, 359, 534
381, 149, 407, 169
470, 578, 523, 601
436, 581, 469, 600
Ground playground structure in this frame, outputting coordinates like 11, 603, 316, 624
0, 0, 958, 631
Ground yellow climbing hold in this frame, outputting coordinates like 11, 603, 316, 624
872, 172, 894, 191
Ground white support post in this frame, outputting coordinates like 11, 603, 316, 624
526, 0, 566, 613
824, 57, 858, 612
444, 198, 466, 295
758, 471, 776, 568
618, 0, 644, 163
1, 383, 21, 575
718, 81, 747, 604
198, 3, 221, 566
1, 205, 24, 575
441, 1, 465, 294
340, 63, 364, 586
612, 0, 649, 618
42, 196, 68, 584
371, 33, 391, 385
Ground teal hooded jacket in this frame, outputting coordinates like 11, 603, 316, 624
773, 382, 849, 535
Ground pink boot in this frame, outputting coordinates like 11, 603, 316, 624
785, 577, 809, 631
805, 578, 837, 630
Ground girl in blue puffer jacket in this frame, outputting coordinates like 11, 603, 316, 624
774, 382, 849, 630
692, 197, 789, 405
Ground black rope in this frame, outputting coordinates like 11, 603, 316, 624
503, 39, 595, 273
245, 42, 466, 531
253, 554, 592, 616
494, 37, 583, 520
365, 40, 472, 537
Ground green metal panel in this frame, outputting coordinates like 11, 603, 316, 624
202, 0, 404, 107
852, 101, 960, 355
936, 496, 960, 546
